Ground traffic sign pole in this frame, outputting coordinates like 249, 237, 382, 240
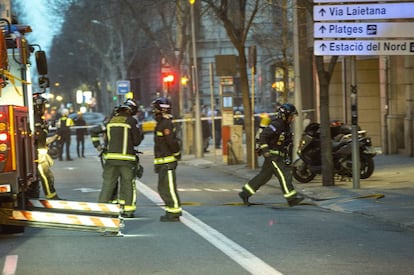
313, 0, 414, 188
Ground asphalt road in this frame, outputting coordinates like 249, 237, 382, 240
1, 134, 414, 275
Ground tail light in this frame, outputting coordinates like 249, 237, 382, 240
0, 108, 12, 172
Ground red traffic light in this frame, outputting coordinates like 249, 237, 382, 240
163, 74, 175, 83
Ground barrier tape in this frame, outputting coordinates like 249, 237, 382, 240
1, 69, 31, 96
48, 112, 279, 131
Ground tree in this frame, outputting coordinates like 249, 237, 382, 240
120, 0, 191, 117
203, 0, 260, 168
300, 0, 338, 186
47, 0, 148, 115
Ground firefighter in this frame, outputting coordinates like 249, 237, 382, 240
56, 109, 74, 161
33, 93, 61, 200
152, 97, 182, 222
239, 103, 304, 206
98, 103, 143, 218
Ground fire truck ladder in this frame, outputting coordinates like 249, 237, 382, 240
0, 199, 124, 235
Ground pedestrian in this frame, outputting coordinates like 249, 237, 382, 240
33, 93, 62, 200
98, 102, 143, 218
202, 113, 211, 153
239, 103, 304, 206
208, 108, 222, 149
74, 112, 87, 158
56, 109, 74, 161
152, 97, 182, 222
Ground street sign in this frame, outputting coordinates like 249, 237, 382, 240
116, 80, 130, 95
314, 22, 414, 38
314, 2, 414, 21
314, 40, 414, 56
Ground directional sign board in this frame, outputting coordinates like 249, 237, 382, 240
314, 22, 414, 38
314, 40, 414, 56
314, 2, 414, 21
116, 80, 130, 95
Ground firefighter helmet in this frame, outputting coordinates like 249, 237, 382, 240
124, 98, 138, 115
33, 93, 47, 115
151, 97, 171, 115
117, 104, 132, 114
277, 103, 298, 121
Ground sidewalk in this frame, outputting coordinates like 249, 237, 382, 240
181, 150, 414, 231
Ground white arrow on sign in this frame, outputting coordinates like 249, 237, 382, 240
314, 2, 414, 21
314, 22, 414, 38
73, 188, 101, 193
314, 40, 414, 56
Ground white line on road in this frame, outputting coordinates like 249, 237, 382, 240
2, 255, 18, 275
137, 180, 283, 275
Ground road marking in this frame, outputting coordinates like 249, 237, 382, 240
73, 188, 101, 193
2, 255, 18, 275
178, 188, 240, 192
137, 180, 283, 275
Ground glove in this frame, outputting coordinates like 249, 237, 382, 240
284, 157, 292, 165
263, 151, 271, 158
135, 164, 144, 178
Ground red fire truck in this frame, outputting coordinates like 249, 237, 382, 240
0, 1, 122, 235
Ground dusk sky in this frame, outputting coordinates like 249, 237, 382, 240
13, 0, 66, 54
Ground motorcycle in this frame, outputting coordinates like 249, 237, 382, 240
292, 122, 376, 183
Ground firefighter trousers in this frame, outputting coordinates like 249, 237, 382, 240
157, 163, 182, 215
243, 156, 298, 200
38, 160, 57, 199
99, 160, 136, 214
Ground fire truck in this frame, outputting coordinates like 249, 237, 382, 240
0, 1, 123, 235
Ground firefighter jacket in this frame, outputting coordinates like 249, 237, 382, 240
56, 115, 74, 137
154, 115, 181, 166
257, 117, 293, 157
103, 112, 142, 162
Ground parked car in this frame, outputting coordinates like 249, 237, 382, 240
68, 112, 106, 135
69, 112, 106, 126
141, 115, 156, 133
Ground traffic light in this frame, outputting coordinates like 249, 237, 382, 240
163, 73, 175, 84
181, 76, 190, 86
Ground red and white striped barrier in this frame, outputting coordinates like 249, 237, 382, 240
10, 210, 121, 232
27, 199, 121, 215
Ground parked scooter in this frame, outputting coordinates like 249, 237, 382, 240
292, 121, 376, 183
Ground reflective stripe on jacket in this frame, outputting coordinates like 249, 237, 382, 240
153, 116, 180, 164
104, 112, 142, 161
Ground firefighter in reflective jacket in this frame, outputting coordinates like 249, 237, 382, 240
33, 93, 61, 199
98, 104, 143, 218
152, 97, 182, 222
239, 103, 304, 206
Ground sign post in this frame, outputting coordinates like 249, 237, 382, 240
313, 0, 414, 188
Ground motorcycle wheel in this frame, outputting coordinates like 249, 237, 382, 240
360, 157, 375, 179
292, 158, 316, 183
